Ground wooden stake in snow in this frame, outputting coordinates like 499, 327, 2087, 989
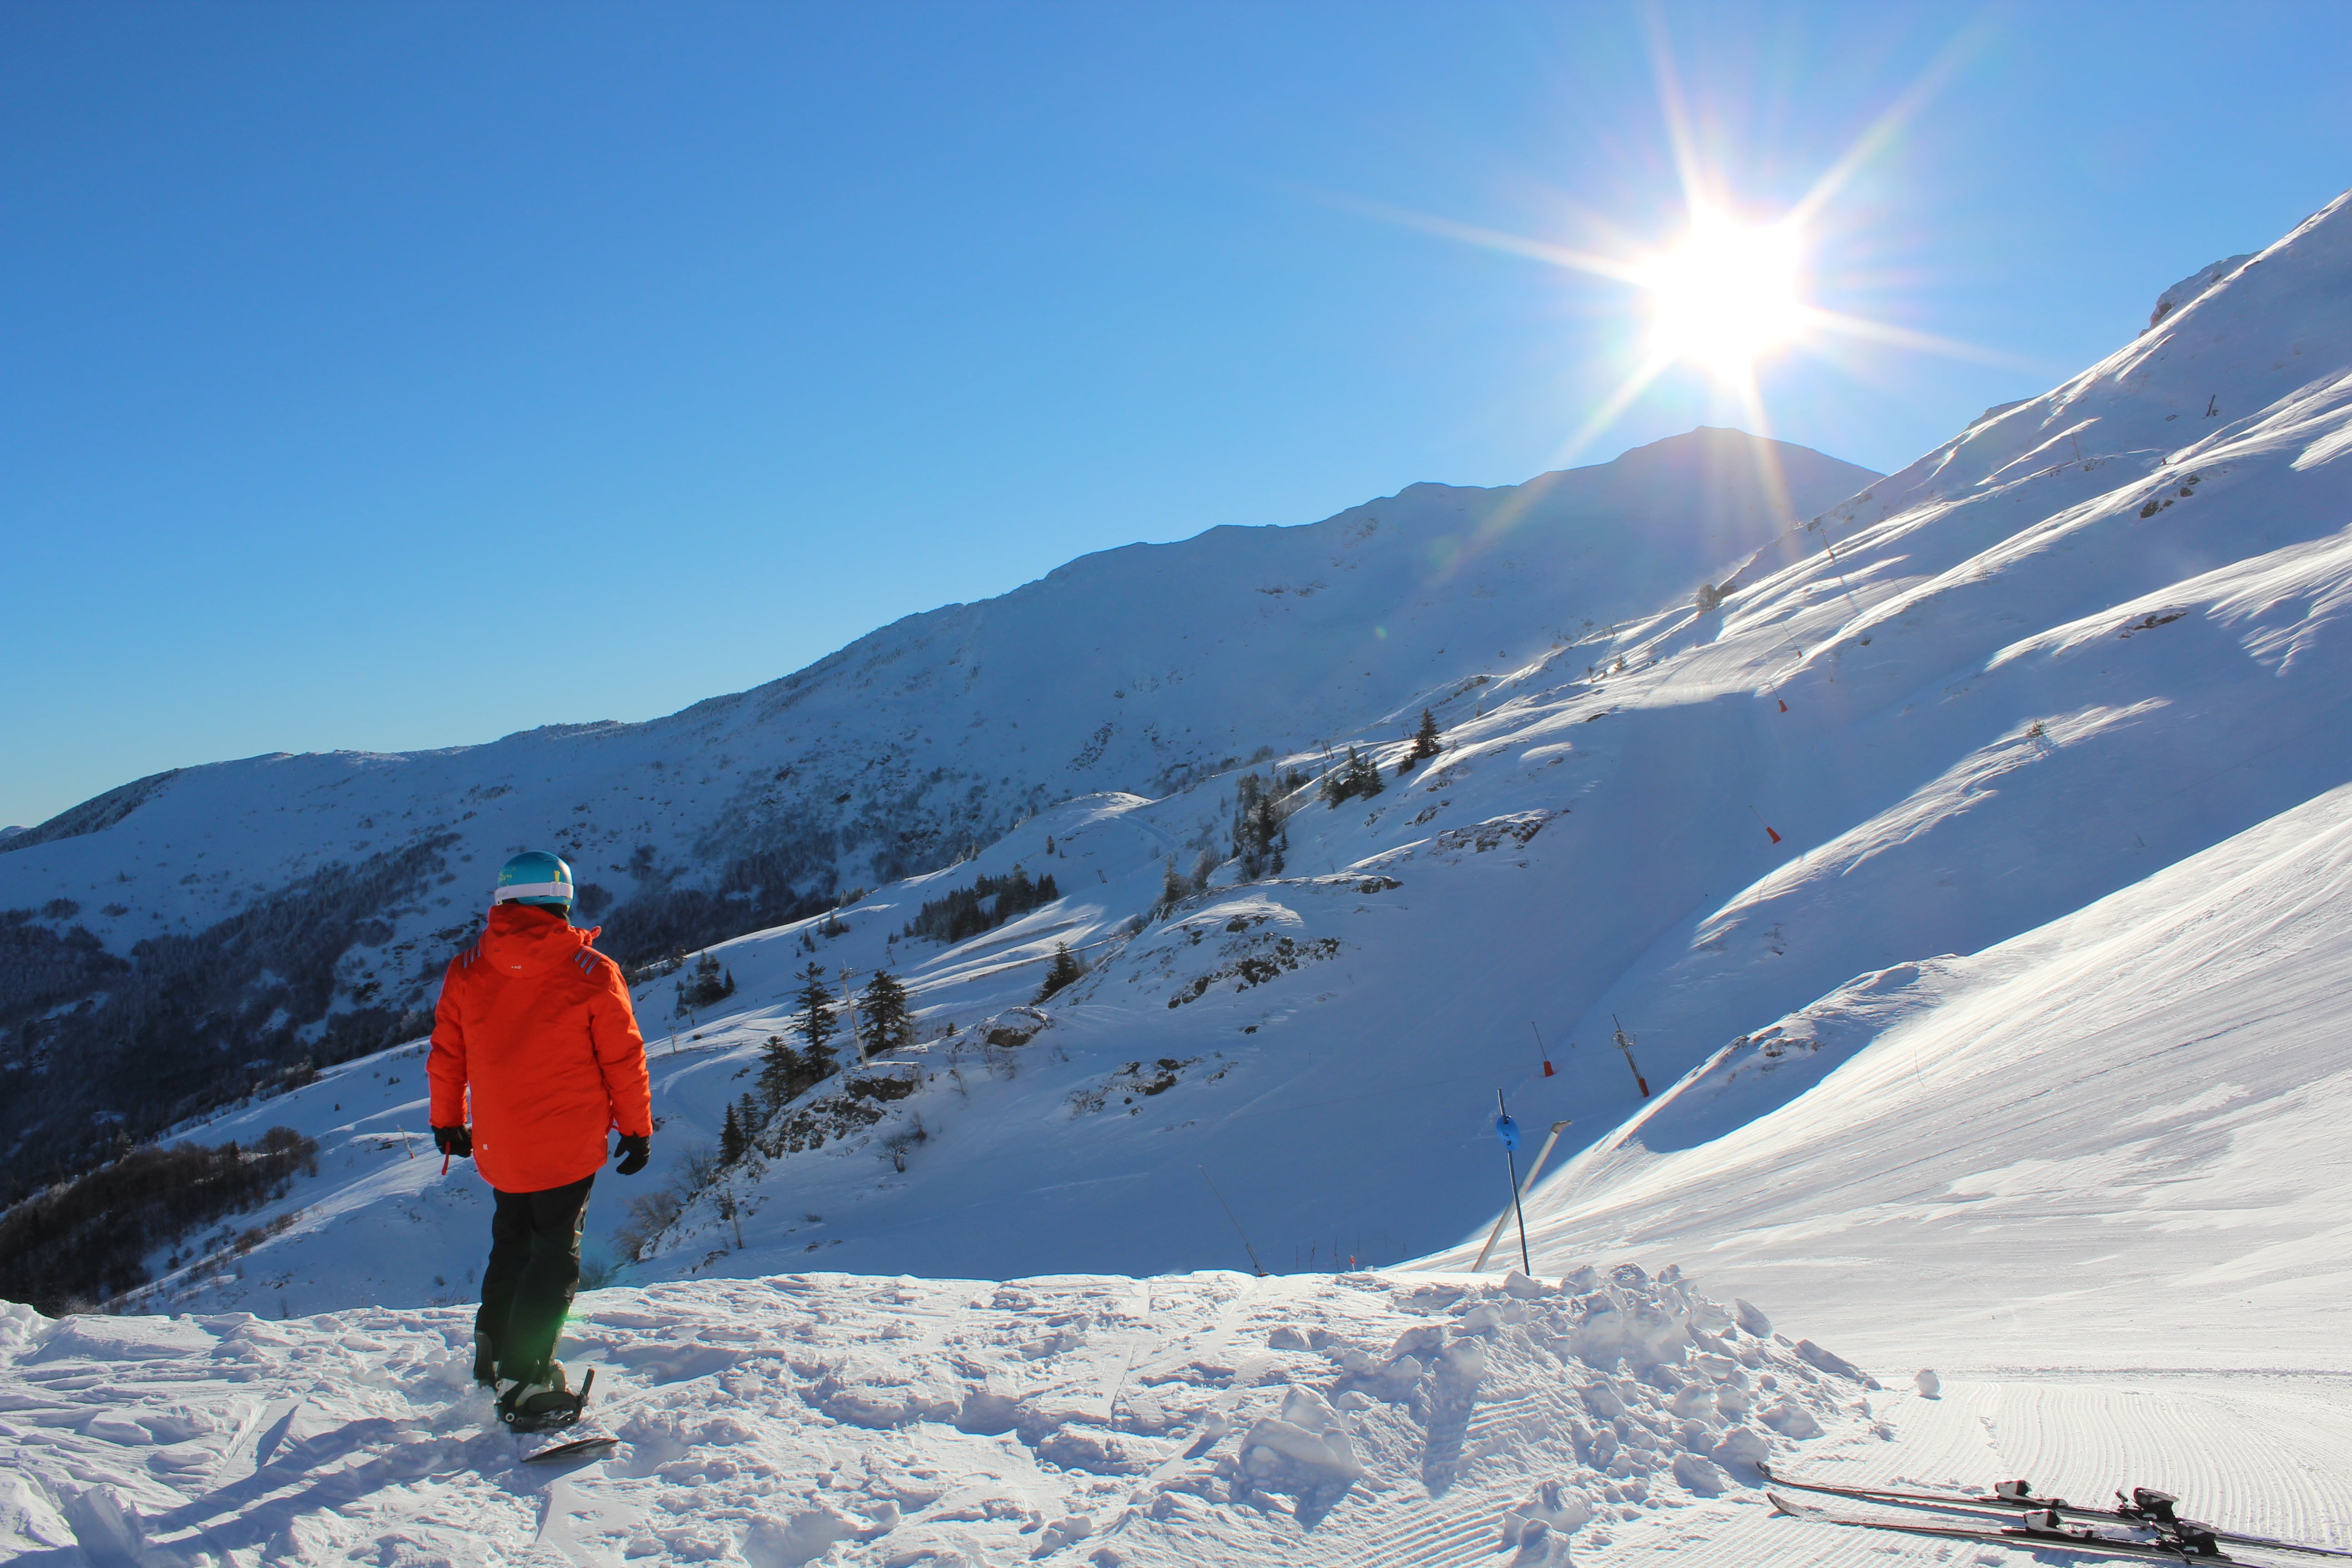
1611, 1015, 1651, 1098
1474, 1116, 1571, 1271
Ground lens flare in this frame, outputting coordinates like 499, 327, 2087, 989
1324, 13, 2051, 474
1640, 214, 1803, 375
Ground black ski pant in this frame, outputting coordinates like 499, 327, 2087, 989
476, 1174, 593, 1382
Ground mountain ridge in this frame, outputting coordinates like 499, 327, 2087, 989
0, 426, 1877, 1191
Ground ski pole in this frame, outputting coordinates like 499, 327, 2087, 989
1473, 1117, 1571, 1271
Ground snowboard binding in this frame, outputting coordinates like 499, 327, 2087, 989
498, 1365, 595, 1435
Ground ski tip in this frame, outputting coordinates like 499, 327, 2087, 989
1764, 1490, 1812, 1519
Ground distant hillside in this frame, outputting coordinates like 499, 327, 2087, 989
0, 428, 1875, 1195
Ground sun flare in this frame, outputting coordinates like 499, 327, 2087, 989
1640, 213, 1804, 376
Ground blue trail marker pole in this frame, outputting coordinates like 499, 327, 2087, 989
1494, 1091, 1532, 1276
1474, 1116, 1573, 1271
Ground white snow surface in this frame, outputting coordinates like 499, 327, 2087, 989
13, 192, 2352, 1567
6, 1267, 2349, 1568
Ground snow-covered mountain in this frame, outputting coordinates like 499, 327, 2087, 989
79, 186, 2352, 1328
0, 428, 1873, 1187
9, 189, 2352, 1568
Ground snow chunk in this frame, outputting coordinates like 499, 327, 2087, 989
1794, 1338, 1876, 1388
1672, 1452, 1727, 1495
743, 1506, 865, 1568
1710, 1424, 1770, 1465
60, 1486, 147, 1568
1758, 1401, 1823, 1439
1235, 1387, 1364, 1488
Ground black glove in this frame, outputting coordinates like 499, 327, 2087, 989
614, 1134, 651, 1176
433, 1125, 472, 1158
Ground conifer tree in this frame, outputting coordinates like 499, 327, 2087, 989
1158, 855, 1188, 913
794, 962, 837, 1058
681, 951, 736, 1008
858, 969, 915, 1057
1230, 772, 1289, 879
1400, 708, 1442, 772
736, 1093, 765, 1157
1256, 794, 1286, 876
1323, 745, 1384, 806
1035, 941, 1084, 1002
756, 1033, 802, 1112
720, 1101, 746, 1165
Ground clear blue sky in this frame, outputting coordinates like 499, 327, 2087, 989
5, 2, 2348, 828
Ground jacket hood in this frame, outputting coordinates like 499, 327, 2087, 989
480, 902, 605, 977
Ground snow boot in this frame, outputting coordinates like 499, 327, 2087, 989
473, 1331, 498, 1389
497, 1362, 594, 1434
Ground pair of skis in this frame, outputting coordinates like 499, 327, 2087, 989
1762, 1463, 2351, 1563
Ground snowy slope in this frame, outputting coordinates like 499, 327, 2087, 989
119, 189, 2352, 1326
1423, 774, 2352, 1377
0, 428, 1874, 1179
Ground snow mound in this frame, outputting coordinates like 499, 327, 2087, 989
0, 1268, 1884, 1568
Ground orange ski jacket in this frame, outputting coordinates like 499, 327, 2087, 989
426, 903, 654, 1194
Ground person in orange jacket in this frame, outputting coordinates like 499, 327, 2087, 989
427, 849, 653, 1429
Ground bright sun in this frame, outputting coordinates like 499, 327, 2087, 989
1641, 213, 1804, 376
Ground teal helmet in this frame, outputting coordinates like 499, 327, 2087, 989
494, 850, 575, 910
